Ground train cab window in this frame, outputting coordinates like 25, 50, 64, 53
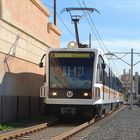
96, 56, 104, 83
49, 52, 95, 90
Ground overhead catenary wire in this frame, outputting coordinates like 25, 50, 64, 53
77, 0, 107, 53
82, 0, 109, 53
56, 13, 75, 37
77, 0, 108, 52
82, 0, 122, 74
77, 0, 121, 75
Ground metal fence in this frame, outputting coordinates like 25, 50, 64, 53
0, 95, 44, 123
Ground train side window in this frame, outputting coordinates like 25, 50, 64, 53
105, 65, 110, 87
96, 63, 100, 82
110, 70, 113, 89
96, 56, 104, 83
112, 73, 116, 91
116, 77, 119, 91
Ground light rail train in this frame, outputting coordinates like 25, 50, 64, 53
39, 46, 124, 118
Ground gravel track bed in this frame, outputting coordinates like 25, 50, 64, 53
70, 105, 140, 140
15, 124, 77, 140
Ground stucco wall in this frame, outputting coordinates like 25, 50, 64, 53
1, 0, 61, 48
0, 20, 47, 64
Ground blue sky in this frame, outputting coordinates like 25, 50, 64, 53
41, 0, 140, 75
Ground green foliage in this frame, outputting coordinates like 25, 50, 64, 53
0, 123, 14, 131
0, 124, 2, 130
0, 115, 47, 131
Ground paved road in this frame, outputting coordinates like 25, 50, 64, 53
83, 105, 140, 140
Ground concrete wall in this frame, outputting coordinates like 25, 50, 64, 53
0, 0, 61, 122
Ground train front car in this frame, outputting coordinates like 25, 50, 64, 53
41, 48, 98, 118
40, 48, 124, 118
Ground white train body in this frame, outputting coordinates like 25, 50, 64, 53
40, 47, 124, 116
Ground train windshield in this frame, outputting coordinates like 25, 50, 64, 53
49, 52, 94, 90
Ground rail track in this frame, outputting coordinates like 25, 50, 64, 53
0, 105, 126, 140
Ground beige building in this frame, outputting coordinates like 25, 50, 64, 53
121, 69, 139, 100
0, 0, 61, 122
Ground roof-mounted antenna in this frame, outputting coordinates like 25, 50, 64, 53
61, 8, 100, 48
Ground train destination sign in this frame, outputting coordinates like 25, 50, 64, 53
53, 53, 93, 58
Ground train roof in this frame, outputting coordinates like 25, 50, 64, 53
47, 47, 108, 65
47, 47, 105, 55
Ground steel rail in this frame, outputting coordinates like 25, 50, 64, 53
51, 105, 126, 140
0, 123, 48, 140
0, 105, 126, 140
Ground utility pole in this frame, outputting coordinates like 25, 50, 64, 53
130, 48, 133, 109
54, 0, 56, 25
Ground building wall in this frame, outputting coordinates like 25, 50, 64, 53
121, 69, 139, 100
133, 72, 139, 98
0, 20, 46, 96
121, 70, 131, 92
0, 0, 61, 122
1, 0, 61, 48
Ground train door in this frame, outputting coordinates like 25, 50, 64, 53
96, 55, 105, 100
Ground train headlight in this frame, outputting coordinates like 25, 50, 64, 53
84, 92, 88, 97
67, 41, 77, 48
52, 92, 57, 96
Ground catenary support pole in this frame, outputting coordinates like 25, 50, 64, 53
130, 48, 133, 109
